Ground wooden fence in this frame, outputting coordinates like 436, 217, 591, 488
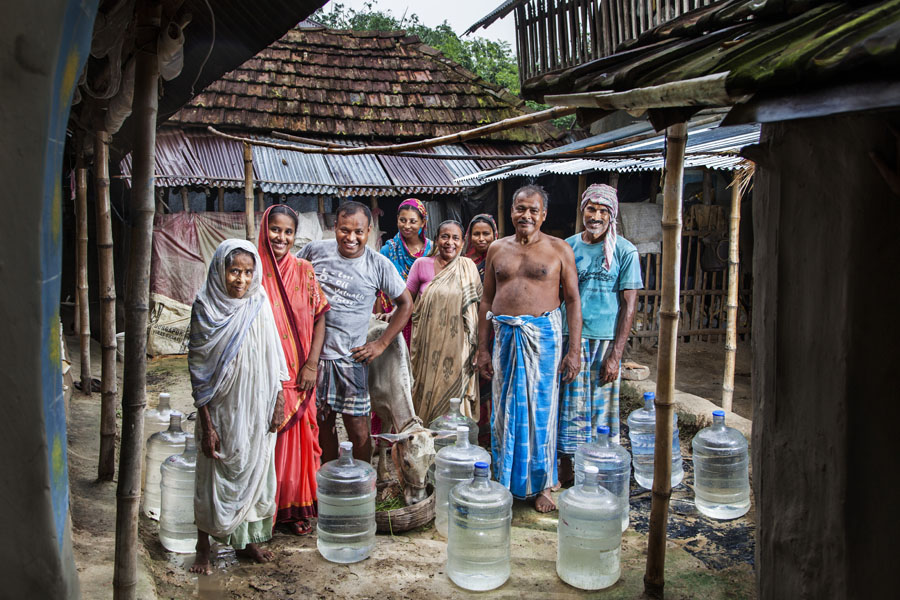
516, 0, 723, 82
631, 204, 751, 344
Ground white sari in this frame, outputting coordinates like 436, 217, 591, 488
189, 239, 288, 539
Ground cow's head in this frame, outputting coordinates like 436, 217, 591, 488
374, 425, 452, 506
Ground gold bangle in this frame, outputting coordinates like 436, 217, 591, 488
303, 363, 317, 373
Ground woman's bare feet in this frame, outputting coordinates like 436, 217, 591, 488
287, 519, 313, 536
235, 543, 275, 563
189, 531, 213, 575
534, 488, 557, 513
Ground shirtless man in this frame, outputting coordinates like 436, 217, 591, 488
476, 185, 582, 512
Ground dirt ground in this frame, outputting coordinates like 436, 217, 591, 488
67, 339, 755, 599
627, 339, 753, 420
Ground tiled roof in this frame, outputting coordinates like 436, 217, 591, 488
169, 26, 561, 143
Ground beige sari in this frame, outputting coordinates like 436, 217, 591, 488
410, 256, 483, 424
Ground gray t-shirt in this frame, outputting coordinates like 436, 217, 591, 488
297, 240, 406, 360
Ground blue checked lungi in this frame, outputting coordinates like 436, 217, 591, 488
557, 338, 621, 454
490, 308, 563, 499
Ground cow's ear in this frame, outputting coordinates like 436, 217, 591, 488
372, 433, 404, 444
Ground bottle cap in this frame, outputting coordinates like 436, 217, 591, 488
474, 461, 489, 469
584, 465, 599, 475
159, 392, 171, 399
712, 410, 725, 417
596, 425, 610, 435
456, 425, 469, 433
450, 397, 461, 405
339, 441, 353, 451
643, 392, 655, 400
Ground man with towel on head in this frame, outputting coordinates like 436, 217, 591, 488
557, 184, 642, 486
475, 185, 583, 513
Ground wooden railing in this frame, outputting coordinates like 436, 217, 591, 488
516, 0, 721, 83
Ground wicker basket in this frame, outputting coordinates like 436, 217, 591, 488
375, 484, 435, 534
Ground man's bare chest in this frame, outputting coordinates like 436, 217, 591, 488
494, 251, 559, 283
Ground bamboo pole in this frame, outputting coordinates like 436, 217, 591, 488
575, 173, 586, 233
75, 145, 92, 396
114, 2, 159, 597
95, 129, 117, 481
217, 187, 225, 212
644, 121, 687, 599
209, 105, 577, 156
722, 169, 745, 411
243, 142, 256, 241
180, 186, 189, 212
497, 179, 506, 237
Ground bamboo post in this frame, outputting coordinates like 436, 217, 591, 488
256, 189, 264, 212
497, 180, 506, 237
114, 1, 159, 597
644, 121, 687, 599
75, 142, 93, 396
243, 142, 256, 241
217, 187, 225, 212
721, 169, 743, 412
702, 167, 714, 205
180, 186, 189, 212
575, 173, 586, 233
95, 129, 117, 481
75, 145, 92, 396
370, 197, 379, 239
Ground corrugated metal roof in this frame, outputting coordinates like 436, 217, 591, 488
457, 121, 760, 182
465, 0, 527, 35
252, 136, 338, 195
463, 142, 549, 170
119, 129, 484, 196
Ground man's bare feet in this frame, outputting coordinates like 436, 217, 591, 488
189, 531, 213, 575
534, 488, 557, 513
235, 543, 275, 563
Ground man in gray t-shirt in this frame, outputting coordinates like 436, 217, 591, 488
297, 201, 413, 463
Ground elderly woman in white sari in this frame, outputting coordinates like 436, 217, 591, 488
188, 239, 288, 575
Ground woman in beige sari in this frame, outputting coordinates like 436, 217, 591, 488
405, 220, 483, 424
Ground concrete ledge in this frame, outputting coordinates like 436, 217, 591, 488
625, 380, 752, 442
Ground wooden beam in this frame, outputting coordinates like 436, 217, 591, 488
702, 167, 714, 205
575, 173, 586, 234
95, 129, 117, 481
644, 121, 688, 599
180, 186, 189, 212
115, 1, 159, 598
217, 187, 224, 212
243, 142, 256, 241
544, 73, 747, 110
497, 180, 506, 237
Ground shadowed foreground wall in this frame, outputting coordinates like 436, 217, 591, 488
0, 0, 98, 596
752, 112, 900, 599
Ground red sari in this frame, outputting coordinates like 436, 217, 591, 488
258, 206, 329, 524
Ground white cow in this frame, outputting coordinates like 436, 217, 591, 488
366, 317, 440, 506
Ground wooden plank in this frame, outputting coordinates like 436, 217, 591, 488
548, 0, 558, 69
537, 0, 548, 73
600, 0, 612, 56
217, 187, 224, 212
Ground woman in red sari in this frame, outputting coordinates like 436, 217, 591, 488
258, 205, 329, 535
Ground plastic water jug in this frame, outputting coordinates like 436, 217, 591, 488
447, 462, 512, 591
144, 392, 180, 440
143, 414, 187, 520
574, 425, 632, 531
434, 426, 490, 537
557, 466, 622, 590
316, 441, 376, 563
430, 398, 479, 453
159, 434, 197, 553
691, 410, 750, 519
627, 392, 684, 489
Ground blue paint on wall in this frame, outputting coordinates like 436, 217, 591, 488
41, 0, 99, 549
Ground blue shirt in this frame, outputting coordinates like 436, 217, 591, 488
563, 234, 643, 340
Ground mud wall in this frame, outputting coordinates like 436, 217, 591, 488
752, 112, 900, 598
0, 0, 98, 597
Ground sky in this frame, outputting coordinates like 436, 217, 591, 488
321, 0, 518, 48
